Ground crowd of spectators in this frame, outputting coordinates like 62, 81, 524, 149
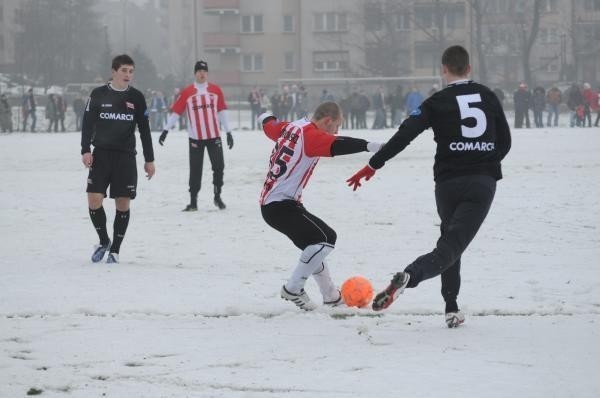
1, 80, 598, 133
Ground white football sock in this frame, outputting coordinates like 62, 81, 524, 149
312, 262, 339, 302
286, 243, 334, 294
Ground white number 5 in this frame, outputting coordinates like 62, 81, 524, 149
456, 94, 487, 138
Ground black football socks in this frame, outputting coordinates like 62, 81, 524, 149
110, 209, 130, 254
89, 207, 110, 246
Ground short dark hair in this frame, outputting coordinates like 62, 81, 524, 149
312, 102, 341, 121
111, 54, 135, 71
441, 45, 469, 76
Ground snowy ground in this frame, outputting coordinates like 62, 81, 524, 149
0, 123, 599, 397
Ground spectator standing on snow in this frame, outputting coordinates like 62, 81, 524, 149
0, 93, 13, 132
21, 88, 36, 132
545, 86, 561, 127
73, 92, 86, 131
532, 86, 546, 128
513, 82, 531, 128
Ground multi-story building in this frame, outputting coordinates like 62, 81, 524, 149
163, 0, 471, 90
1, 0, 597, 91
0, 0, 21, 73
573, 0, 600, 84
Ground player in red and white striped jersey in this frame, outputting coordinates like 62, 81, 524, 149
159, 60, 233, 211
259, 102, 383, 310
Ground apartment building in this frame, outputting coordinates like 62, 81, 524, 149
0, 0, 20, 72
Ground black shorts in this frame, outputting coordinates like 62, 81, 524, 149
86, 148, 137, 199
261, 200, 337, 250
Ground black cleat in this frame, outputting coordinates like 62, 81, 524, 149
182, 204, 198, 212
372, 272, 410, 311
91, 240, 111, 263
213, 195, 226, 210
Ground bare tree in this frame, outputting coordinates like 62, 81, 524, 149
519, 0, 543, 86
15, 0, 102, 86
466, 0, 489, 85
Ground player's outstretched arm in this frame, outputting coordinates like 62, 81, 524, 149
330, 137, 382, 156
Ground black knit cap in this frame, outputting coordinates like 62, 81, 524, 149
194, 60, 208, 73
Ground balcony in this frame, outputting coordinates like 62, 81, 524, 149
203, 33, 240, 53
204, 0, 239, 15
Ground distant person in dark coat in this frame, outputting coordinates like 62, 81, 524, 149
532, 86, 546, 128
513, 82, 531, 128
566, 83, 584, 127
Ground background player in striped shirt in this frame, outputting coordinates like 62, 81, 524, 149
159, 61, 233, 211
259, 102, 382, 310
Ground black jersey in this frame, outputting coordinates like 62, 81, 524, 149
81, 84, 154, 162
370, 80, 511, 182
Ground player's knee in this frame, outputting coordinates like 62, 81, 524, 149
300, 243, 334, 264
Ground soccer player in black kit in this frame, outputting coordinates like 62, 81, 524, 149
81, 54, 155, 264
347, 46, 511, 327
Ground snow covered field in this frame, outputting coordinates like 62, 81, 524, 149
0, 125, 599, 397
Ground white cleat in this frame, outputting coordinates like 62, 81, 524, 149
106, 252, 119, 264
280, 286, 317, 311
323, 290, 345, 307
445, 311, 465, 328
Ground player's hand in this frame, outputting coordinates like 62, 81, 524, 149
144, 162, 155, 180
159, 130, 168, 146
82, 152, 93, 168
226, 132, 234, 149
346, 165, 376, 191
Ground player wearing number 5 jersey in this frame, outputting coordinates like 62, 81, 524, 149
259, 102, 383, 311
347, 46, 511, 327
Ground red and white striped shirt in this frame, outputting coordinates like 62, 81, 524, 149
260, 118, 336, 205
167, 82, 228, 140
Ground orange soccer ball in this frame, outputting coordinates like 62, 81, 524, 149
341, 276, 374, 308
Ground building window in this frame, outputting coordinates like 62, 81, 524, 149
313, 12, 348, 32
514, 0, 526, 12
539, 28, 559, 44
540, 57, 559, 72
241, 15, 263, 33
313, 51, 348, 72
365, 3, 383, 32
396, 12, 410, 30
446, 5, 465, 29
584, 0, 600, 10
283, 15, 294, 33
541, 0, 558, 12
284, 52, 295, 71
242, 54, 263, 72
415, 46, 436, 69
414, 6, 434, 28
